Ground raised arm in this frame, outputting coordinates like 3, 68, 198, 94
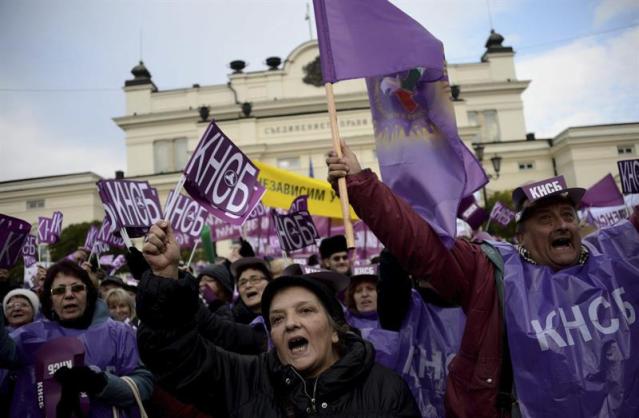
137, 221, 264, 411
327, 143, 492, 308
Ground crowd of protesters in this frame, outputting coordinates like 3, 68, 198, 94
0, 146, 637, 417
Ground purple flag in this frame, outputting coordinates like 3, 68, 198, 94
457, 195, 489, 230
183, 120, 264, 225
164, 190, 208, 238
0, 214, 32, 269
93, 218, 125, 253
96, 179, 162, 237
109, 254, 127, 274
289, 195, 309, 212
618, 159, 639, 194
489, 201, 516, 227
312, 0, 444, 83
368, 67, 487, 248
38, 211, 63, 244
584, 206, 629, 228
581, 173, 625, 208
84, 225, 99, 249
21, 234, 38, 267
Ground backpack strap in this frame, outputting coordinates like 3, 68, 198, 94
480, 243, 519, 416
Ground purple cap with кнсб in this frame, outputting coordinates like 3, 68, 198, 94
512, 175, 585, 222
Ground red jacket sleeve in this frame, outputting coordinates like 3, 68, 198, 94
345, 169, 490, 308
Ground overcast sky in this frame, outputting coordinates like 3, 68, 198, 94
1, 0, 638, 182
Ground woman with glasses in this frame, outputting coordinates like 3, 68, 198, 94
0, 260, 152, 418
227, 257, 273, 325
2, 289, 39, 330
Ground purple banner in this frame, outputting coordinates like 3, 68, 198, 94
0, 214, 32, 269
109, 254, 127, 274
584, 206, 629, 228
93, 218, 125, 253
97, 179, 162, 237
271, 209, 320, 253
165, 190, 208, 238
183, 121, 264, 225
35, 336, 88, 418
489, 201, 516, 227
289, 195, 309, 212
353, 220, 384, 261
617, 159, 639, 194
38, 211, 63, 244
21, 234, 38, 267
367, 68, 487, 248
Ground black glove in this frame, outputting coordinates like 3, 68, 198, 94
54, 366, 108, 396
125, 246, 151, 281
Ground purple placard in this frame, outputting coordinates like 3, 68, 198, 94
164, 190, 208, 238
271, 209, 320, 253
99, 254, 114, 266
584, 206, 629, 228
457, 195, 489, 230
97, 179, 162, 237
109, 254, 127, 274
0, 214, 32, 269
490, 202, 516, 227
21, 234, 38, 267
302, 265, 325, 274
84, 225, 99, 249
521, 175, 568, 202
618, 159, 639, 194
34, 336, 88, 418
183, 121, 263, 225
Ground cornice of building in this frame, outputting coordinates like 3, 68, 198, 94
458, 79, 530, 96
553, 122, 639, 145
0, 172, 102, 190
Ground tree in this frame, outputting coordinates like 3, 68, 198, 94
49, 222, 100, 261
484, 189, 517, 241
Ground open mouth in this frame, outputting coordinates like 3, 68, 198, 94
63, 304, 78, 311
551, 237, 573, 250
288, 336, 309, 354
246, 290, 258, 299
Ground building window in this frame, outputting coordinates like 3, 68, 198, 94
618, 145, 634, 155
518, 161, 535, 171
468, 110, 501, 142
277, 157, 301, 170
153, 138, 188, 173
26, 199, 45, 209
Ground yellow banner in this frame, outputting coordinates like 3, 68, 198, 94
255, 161, 358, 219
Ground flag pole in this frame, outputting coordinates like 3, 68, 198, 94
485, 218, 492, 233
324, 82, 355, 249
186, 239, 199, 269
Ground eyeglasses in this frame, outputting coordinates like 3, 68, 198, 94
51, 283, 87, 296
237, 276, 266, 288
7, 301, 31, 311
330, 255, 349, 262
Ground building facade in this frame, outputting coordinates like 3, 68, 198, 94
1, 32, 637, 229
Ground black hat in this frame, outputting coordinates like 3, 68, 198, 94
319, 235, 348, 259
197, 264, 234, 296
230, 257, 273, 282
349, 265, 379, 287
261, 275, 347, 330
100, 276, 125, 288
512, 175, 585, 223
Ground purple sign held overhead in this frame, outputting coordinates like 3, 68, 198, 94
38, 211, 63, 244
0, 214, 31, 269
21, 234, 38, 267
84, 225, 99, 249
457, 195, 489, 230
489, 201, 516, 227
272, 209, 320, 254
617, 159, 639, 194
97, 179, 162, 237
93, 218, 125, 254
183, 121, 264, 225
164, 190, 208, 238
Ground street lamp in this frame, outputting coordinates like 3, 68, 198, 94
472, 143, 503, 205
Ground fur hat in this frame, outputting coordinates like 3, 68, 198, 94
319, 235, 348, 259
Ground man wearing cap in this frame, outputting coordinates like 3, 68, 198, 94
197, 264, 235, 318
327, 144, 639, 418
319, 235, 352, 276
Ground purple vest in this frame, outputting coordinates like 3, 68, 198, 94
9, 310, 141, 418
347, 290, 466, 418
494, 220, 639, 417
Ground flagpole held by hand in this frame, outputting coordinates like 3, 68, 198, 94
324, 82, 355, 249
